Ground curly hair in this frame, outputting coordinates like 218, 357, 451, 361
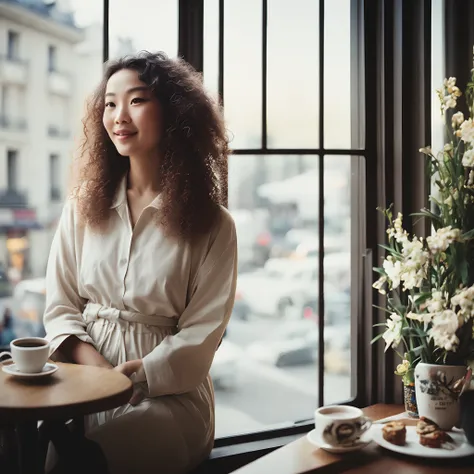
74, 51, 229, 241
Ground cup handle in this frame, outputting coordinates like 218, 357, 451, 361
359, 416, 373, 434
0, 351, 12, 364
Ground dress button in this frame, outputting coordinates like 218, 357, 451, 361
120, 258, 127, 266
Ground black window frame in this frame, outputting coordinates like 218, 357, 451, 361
7, 149, 18, 192
7, 30, 19, 61
47, 44, 57, 73
49, 153, 61, 201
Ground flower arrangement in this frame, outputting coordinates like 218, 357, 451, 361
372, 48, 474, 385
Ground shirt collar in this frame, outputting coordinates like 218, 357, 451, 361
110, 175, 162, 210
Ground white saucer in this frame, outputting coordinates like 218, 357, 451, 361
372, 425, 474, 459
306, 429, 372, 453
2, 362, 58, 378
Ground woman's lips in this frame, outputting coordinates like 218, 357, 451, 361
114, 132, 137, 141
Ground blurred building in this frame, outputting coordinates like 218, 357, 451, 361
0, 0, 86, 280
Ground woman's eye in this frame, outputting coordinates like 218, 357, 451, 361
105, 101, 115, 108
131, 97, 146, 104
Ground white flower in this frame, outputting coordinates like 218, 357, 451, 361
426, 291, 446, 313
419, 146, 432, 155
373, 276, 387, 295
426, 226, 461, 253
399, 237, 429, 290
460, 119, 474, 144
444, 77, 457, 90
451, 285, 474, 323
429, 310, 460, 351
468, 170, 474, 185
452, 111, 465, 128
444, 195, 453, 207
382, 313, 403, 351
463, 149, 474, 167
383, 257, 402, 289
386, 212, 408, 243
407, 311, 432, 324
444, 96, 457, 110
444, 143, 453, 153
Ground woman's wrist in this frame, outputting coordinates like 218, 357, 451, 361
60, 336, 112, 368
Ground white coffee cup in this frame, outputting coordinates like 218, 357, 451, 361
314, 405, 372, 448
0, 337, 50, 373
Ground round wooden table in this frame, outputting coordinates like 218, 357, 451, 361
0, 361, 133, 474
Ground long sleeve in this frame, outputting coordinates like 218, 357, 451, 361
141, 211, 238, 396
43, 199, 93, 355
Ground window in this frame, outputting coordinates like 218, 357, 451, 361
7, 150, 18, 191
7, 30, 20, 60
49, 154, 60, 201
204, 0, 363, 438
48, 45, 57, 72
108, 0, 179, 58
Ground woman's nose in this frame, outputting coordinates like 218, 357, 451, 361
114, 106, 131, 124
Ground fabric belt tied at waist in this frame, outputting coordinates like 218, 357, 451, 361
83, 302, 177, 328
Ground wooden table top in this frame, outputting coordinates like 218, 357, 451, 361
232, 404, 474, 474
0, 361, 133, 422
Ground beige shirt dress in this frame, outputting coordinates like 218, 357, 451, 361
43, 178, 237, 474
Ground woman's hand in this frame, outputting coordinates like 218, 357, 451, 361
114, 359, 145, 406
114, 359, 143, 377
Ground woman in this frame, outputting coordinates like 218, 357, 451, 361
43, 51, 237, 474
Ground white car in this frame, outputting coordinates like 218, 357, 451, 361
247, 320, 346, 367
236, 257, 350, 319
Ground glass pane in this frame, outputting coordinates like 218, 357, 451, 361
0, 2, 102, 337
267, 0, 319, 148
223, 0, 262, 149
213, 155, 353, 436
323, 155, 353, 404
203, 0, 219, 100
109, 0, 178, 59
431, 0, 445, 158
324, 0, 351, 148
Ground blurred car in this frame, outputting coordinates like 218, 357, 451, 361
247, 320, 345, 368
270, 229, 349, 260
210, 339, 243, 390
236, 257, 350, 320
232, 293, 251, 321
10, 277, 46, 338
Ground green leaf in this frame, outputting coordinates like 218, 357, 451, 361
378, 244, 403, 258
371, 333, 385, 345
461, 228, 474, 240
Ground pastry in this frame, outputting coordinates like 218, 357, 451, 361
382, 421, 407, 445
417, 416, 453, 449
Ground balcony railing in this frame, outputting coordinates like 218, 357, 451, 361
48, 69, 72, 96
0, 54, 27, 85
47, 125, 70, 139
0, 0, 77, 29
0, 114, 27, 131
0, 188, 28, 209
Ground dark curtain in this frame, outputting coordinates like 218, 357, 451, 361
363, 0, 431, 405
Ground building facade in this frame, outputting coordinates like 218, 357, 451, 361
0, 0, 86, 280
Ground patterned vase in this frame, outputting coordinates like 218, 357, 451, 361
414, 362, 466, 430
403, 382, 418, 418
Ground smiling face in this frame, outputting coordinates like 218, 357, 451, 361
102, 69, 164, 159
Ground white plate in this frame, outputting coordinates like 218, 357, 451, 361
372, 424, 474, 458
306, 429, 372, 453
2, 362, 58, 378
